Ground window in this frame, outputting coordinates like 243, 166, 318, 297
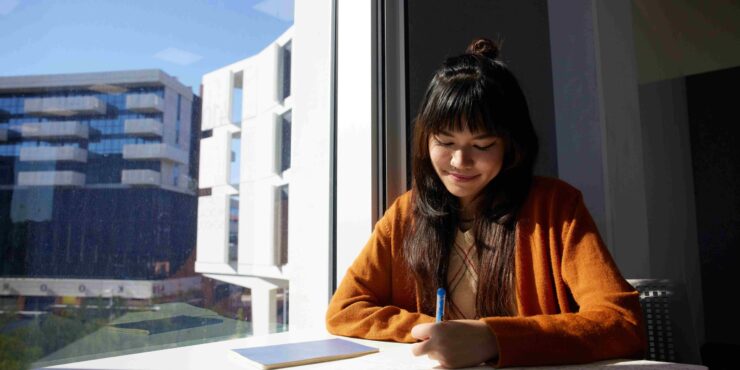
172, 164, 180, 186
231, 71, 244, 126
230, 132, 241, 186
278, 110, 292, 174
175, 94, 182, 145
229, 194, 239, 263
279, 41, 292, 101
0, 0, 330, 368
275, 184, 289, 266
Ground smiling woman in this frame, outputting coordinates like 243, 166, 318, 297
326, 38, 646, 369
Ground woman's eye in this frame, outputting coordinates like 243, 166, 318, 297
474, 142, 496, 151
435, 138, 453, 146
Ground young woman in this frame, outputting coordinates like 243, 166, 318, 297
326, 38, 646, 368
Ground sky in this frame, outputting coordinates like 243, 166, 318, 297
0, 0, 294, 94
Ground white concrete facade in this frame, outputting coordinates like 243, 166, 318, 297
17, 171, 86, 187
0, 276, 202, 301
197, 28, 294, 336
24, 96, 107, 117
21, 121, 90, 140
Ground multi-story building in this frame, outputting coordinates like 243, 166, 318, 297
196, 28, 292, 335
0, 70, 201, 309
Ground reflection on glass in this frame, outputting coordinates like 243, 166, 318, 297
0, 0, 294, 368
229, 194, 239, 263
230, 132, 241, 186
279, 110, 292, 174
280, 41, 292, 101
231, 71, 244, 126
276, 184, 289, 266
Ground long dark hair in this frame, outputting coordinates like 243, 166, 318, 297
403, 38, 539, 318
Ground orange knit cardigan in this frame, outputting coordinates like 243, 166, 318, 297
326, 177, 647, 367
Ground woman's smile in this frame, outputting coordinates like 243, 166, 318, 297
447, 171, 480, 182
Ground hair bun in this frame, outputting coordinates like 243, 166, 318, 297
466, 38, 499, 60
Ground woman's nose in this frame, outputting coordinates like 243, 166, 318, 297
451, 148, 472, 169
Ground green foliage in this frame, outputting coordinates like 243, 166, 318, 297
0, 306, 118, 368
0, 333, 43, 370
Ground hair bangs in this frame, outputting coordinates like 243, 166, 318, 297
422, 79, 504, 138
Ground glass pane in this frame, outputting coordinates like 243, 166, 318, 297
275, 184, 289, 266
281, 41, 293, 101
229, 194, 240, 263
280, 110, 292, 173
0, 0, 295, 368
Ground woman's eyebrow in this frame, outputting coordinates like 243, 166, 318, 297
473, 133, 496, 140
436, 130, 496, 139
437, 130, 452, 136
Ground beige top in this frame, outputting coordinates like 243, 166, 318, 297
446, 229, 479, 319
446, 228, 518, 319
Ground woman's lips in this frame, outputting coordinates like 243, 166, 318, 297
448, 172, 479, 182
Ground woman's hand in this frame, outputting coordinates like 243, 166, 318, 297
410, 320, 499, 368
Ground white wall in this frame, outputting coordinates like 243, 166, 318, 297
287, 0, 335, 333
334, 0, 375, 289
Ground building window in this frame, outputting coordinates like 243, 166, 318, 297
175, 94, 182, 145
279, 41, 292, 101
275, 184, 289, 266
231, 71, 244, 126
278, 110, 291, 174
230, 132, 241, 186
229, 194, 239, 263
172, 164, 180, 186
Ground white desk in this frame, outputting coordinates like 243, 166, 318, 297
43, 331, 707, 370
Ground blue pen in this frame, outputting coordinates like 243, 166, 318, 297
436, 288, 446, 322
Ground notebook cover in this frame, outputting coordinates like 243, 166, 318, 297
230, 338, 379, 369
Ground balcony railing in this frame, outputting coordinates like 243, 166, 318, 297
24, 96, 106, 117
19, 146, 88, 162
17, 171, 86, 186
20, 121, 89, 140
126, 94, 164, 113
122, 143, 188, 163
121, 169, 161, 186
124, 118, 163, 137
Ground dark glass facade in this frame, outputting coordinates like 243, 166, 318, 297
0, 70, 198, 281
0, 188, 196, 279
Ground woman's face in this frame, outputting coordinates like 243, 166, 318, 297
429, 128, 505, 209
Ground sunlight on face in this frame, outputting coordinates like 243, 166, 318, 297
428, 128, 505, 209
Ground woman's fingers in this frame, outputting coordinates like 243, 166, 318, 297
410, 320, 499, 368
411, 339, 430, 356
411, 322, 434, 340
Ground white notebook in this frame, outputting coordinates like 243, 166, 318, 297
229, 338, 379, 369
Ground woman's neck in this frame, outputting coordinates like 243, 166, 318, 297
459, 197, 480, 221
458, 218, 473, 232
459, 204, 476, 232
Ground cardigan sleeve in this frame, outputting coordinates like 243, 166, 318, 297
325, 196, 435, 342
481, 191, 647, 367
